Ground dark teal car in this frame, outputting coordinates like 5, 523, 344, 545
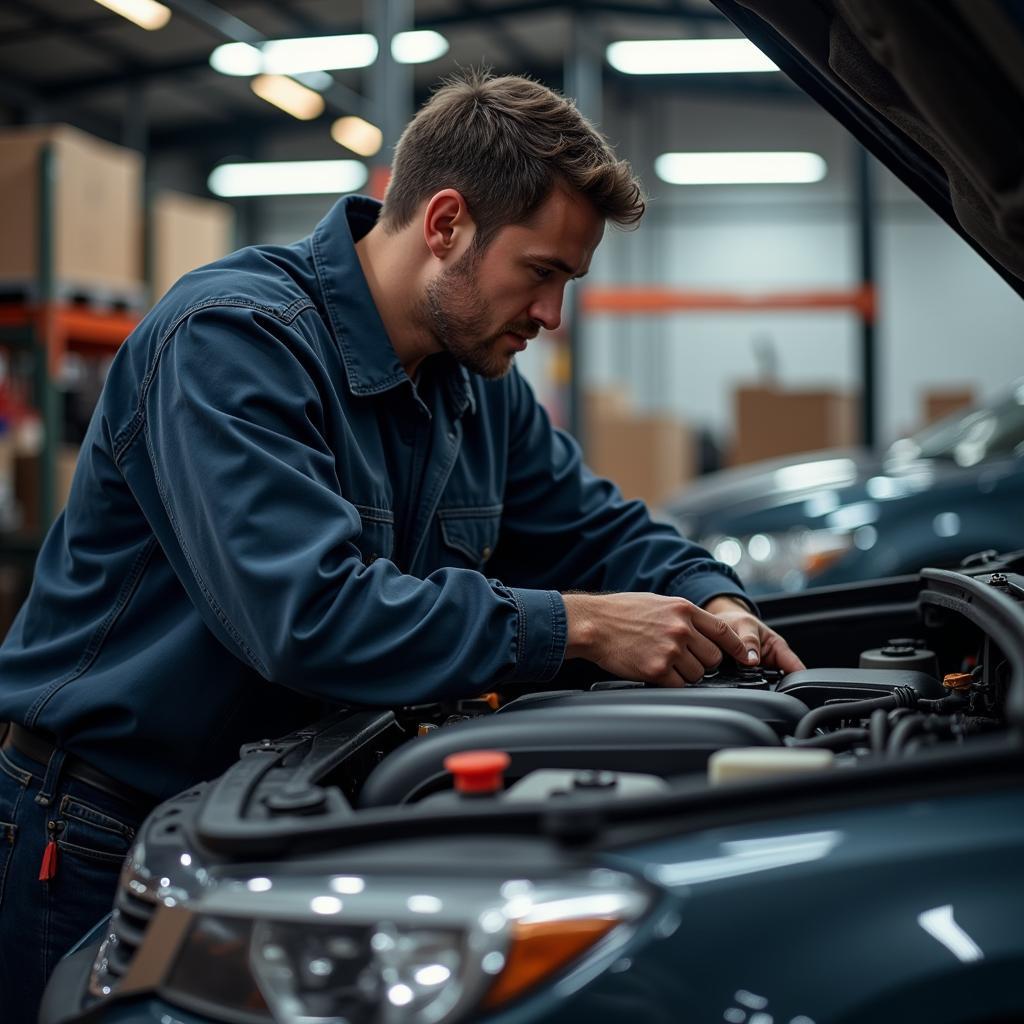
39, 2, 1024, 1023
664, 386, 1024, 594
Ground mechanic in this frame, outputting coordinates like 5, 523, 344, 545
0, 71, 803, 1018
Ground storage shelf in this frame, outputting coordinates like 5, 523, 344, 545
0, 301, 139, 530
0, 302, 138, 374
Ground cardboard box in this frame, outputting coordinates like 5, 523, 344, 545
732, 385, 858, 465
923, 387, 974, 426
0, 124, 143, 295
584, 389, 695, 507
150, 190, 235, 302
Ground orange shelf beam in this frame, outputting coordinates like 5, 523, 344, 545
0, 303, 139, 374
581, 285, 876, 321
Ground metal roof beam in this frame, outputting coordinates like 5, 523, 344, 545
163, 0, 369, 118
36, 0, 734, 105
41, 57, 214, 99
1, 13, 112, 46
6, 0, 156, 86
447, 0, 546, 70
162, 0, 263, 44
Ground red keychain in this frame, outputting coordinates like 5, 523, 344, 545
39, 822, 60, 881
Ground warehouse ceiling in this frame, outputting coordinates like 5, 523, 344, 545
0, 0, 801, 156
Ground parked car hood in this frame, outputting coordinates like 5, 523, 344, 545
712, 0, 1024, 298
664, 446, 1006, 534
665, 448, 877, 523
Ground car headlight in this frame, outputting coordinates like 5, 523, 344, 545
704, 527, 860, 592
89, 863, 651, 1024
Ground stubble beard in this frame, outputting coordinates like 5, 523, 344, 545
422, 247, 535, 380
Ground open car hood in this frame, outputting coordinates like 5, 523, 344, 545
711, 0, 1024, 299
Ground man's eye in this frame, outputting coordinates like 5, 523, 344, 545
532, 265, 553, 280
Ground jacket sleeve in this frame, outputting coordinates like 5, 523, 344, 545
135, 304, 565, 704
486, 369, 755, 610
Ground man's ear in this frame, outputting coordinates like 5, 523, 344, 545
422, 189, 476, 261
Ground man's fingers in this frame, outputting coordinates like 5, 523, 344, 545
651, 666, 687, 689
738, 631, 761, 665
687, 630, 725, 670
691, 606, 748, 662
770, 635, 806, 673
673, 651, 706, 684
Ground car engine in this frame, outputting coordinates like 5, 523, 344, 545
73, 558, 1024, 1016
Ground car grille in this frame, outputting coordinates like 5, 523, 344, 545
87, 877, 159, 998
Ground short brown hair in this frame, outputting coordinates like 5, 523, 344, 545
380, 70, 645, 243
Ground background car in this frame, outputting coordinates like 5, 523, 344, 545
664, 383, 1024, 594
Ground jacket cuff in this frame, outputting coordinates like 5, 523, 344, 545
500, 586, 567, 683
666, 562, 760, 619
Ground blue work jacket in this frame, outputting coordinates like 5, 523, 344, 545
0, 196, 750, 799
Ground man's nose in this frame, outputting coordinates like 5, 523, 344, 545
528, 289, 563, 332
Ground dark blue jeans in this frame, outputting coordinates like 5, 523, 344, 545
0, 740, 148, 1024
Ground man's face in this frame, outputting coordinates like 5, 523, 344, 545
423, 185, 604, 379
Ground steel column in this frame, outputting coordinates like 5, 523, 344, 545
564, 15, 604, 443
368, 0, 413, 187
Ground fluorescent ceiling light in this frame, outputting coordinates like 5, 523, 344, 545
208, 160, 369, 198
607, 38, 777, 75
211, 31, 450, 76
391, 30, 449, 64
210, 42, 263, 76
655, 151, 827, 185
331, 116, 384, 157
210, 35, 378, 76
92, 0, 170, 31
250, 75, 325, 120
263, 33, 378, 74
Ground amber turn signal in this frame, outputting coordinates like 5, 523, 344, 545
482, 917, 619, 1008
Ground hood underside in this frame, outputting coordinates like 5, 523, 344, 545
712, 0, 1024, 298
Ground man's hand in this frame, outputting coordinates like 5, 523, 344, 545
563, 592, 756, 686
702, 595, 806, 674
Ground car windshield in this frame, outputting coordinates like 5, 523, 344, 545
887, 383, 1024, 467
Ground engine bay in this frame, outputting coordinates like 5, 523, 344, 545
75, 558, 1024, 1010
155, 558, 1024, 861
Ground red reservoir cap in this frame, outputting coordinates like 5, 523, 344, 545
444, 749, 511, 795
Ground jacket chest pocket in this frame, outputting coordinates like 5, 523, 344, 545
437, 505, 502, 570
353, 504, 395, 565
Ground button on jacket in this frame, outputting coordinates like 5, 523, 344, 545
0, 196, 750, 799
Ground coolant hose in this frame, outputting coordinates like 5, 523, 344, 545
790, 727, 869, 752
794, 686, 917, 740
869, 708, 890, 754
887, 713, 929, 755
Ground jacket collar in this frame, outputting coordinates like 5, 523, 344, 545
311, 194, 409, 397
310, 195, 476, 417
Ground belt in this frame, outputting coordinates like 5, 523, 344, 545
3, 723, 153, 810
